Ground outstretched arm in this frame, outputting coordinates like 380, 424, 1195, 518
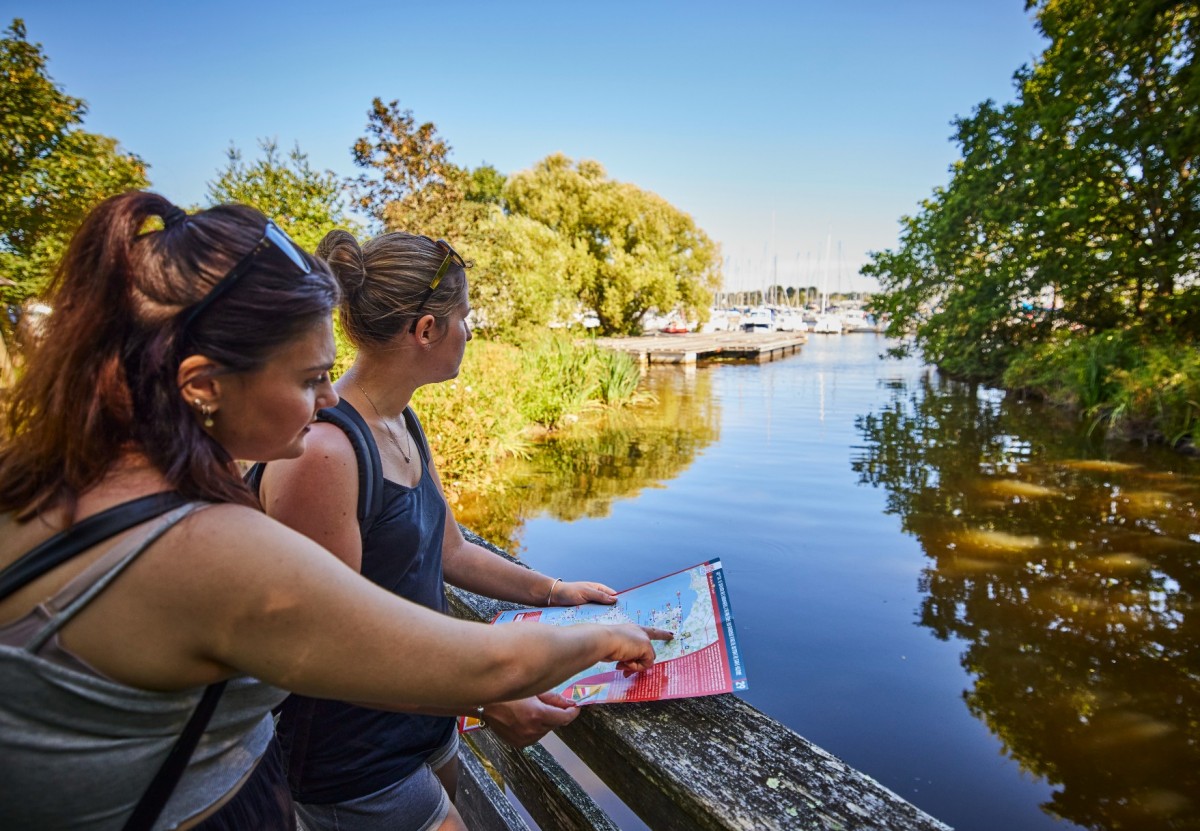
57, 500, 671, 710
174, 507, 671, 710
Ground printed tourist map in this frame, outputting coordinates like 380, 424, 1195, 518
460, 559, 747, 732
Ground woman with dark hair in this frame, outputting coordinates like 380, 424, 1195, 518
256, 229, 622, 831
0, 192, 669, 831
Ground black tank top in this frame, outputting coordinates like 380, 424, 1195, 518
273, 402, 455, 804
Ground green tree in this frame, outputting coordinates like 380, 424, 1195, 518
865, 100, 1048, 379
350, 97, 479, 240
466, 163, 506, 206
865, 0, 1200, 383
1023, 0, 1200, 335
0, 18, 147, 308
505, 154, 722, 335
207, 138, 358, 251
463, 209, 590, 337
347, 104, 722, 337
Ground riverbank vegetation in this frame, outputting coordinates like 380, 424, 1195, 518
452, 367, 720, 550
412, 332, 648, 505
863, 1, 1199, 447
1, 18, 720, 492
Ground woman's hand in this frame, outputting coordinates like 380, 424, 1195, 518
483, 692, 580, 748
603, 624, 674, 674
551, 580, 618, 606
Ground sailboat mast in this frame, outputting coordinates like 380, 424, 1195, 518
836, 240, 843, 303
821, 232, 833, 314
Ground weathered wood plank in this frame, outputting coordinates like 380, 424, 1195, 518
450, 531, 952, 831
464, 728, 620, 831
448, 545, 618, 831
557, 697, 950, 831
456, 743, 531, 831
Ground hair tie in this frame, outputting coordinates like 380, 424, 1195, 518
162, 204, 188, 228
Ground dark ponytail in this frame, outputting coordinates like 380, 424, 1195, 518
0, 191, 339, 520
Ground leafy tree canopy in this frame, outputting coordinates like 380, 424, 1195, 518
466, 163, 506, 206
465, 208, 591, 338
207, 138, 358, 251
506, 153, 722, 335
865, 0, 1200, 382
0, 18, 147, 307
350, 97, 479, 240
348, 101, 722, 336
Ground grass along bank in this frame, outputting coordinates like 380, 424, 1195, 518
1002, 329, 1200, 451
407, 330, 647, 504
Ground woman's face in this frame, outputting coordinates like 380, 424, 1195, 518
421, 282, 473, 383
211, 318, 339, 462
439, 291, 473, 380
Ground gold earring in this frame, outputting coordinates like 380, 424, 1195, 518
194, 398, 214, 429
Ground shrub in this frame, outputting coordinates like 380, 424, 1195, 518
412, 339, 529, 503
410, 332, 645, 502
1004, 329, 1198, 444
595, 347, 644, 405
516, 331, 601, 428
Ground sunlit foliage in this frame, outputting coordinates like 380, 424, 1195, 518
864, 1, 1199, 443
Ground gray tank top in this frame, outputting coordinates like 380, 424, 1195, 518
0, 502, 288, 830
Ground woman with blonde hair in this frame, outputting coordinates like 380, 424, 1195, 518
255, 229, 622, 831
0, 193, 668, 830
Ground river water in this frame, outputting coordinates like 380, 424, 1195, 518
456, 334, 1200, 831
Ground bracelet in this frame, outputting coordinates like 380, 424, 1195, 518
546, 577, 563, 606
474, 705, 487, 729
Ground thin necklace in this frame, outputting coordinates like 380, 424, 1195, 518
354, 380, 412, 464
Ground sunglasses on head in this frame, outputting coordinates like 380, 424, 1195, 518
409, 239, 466, 333
178, 220, 311, 330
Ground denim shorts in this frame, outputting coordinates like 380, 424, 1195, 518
294, 733, 458, 831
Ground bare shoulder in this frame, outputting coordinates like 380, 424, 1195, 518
176, 501, 319, 557
260, 422, 357, 504
145, 502, 351, 598
267, 421, 356, 480
256, 419, 364, 566
107, 500, 378, 686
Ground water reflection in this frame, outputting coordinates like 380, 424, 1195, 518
456, 367, 720, 551
854, 372, 1200, 830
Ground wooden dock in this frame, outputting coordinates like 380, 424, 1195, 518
594, 330, 807, 364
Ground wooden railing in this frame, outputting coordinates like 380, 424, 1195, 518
450, 531, 953, 831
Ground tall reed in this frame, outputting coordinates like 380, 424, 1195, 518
410, 331, 646, 502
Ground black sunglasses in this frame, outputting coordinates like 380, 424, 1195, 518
178, 221, 311, 330
409, 239, 466, 333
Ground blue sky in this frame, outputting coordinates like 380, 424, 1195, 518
16, 1, 1046, 292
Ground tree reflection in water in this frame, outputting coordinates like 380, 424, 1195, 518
854, 372, 1200, 831
456, 367, 720, 553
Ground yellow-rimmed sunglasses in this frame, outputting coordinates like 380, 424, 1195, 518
409, 239, 465, 333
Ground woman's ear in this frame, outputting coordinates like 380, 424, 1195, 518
412, 314, 438, 347
177, 354, 224, 415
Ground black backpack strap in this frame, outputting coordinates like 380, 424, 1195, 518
244, 399, 383, 530
257, 400, 383, 782
121, 680, 228, 831
243, 460, 266, 500
0, 491, 188, 602
317, 400, 383, 529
